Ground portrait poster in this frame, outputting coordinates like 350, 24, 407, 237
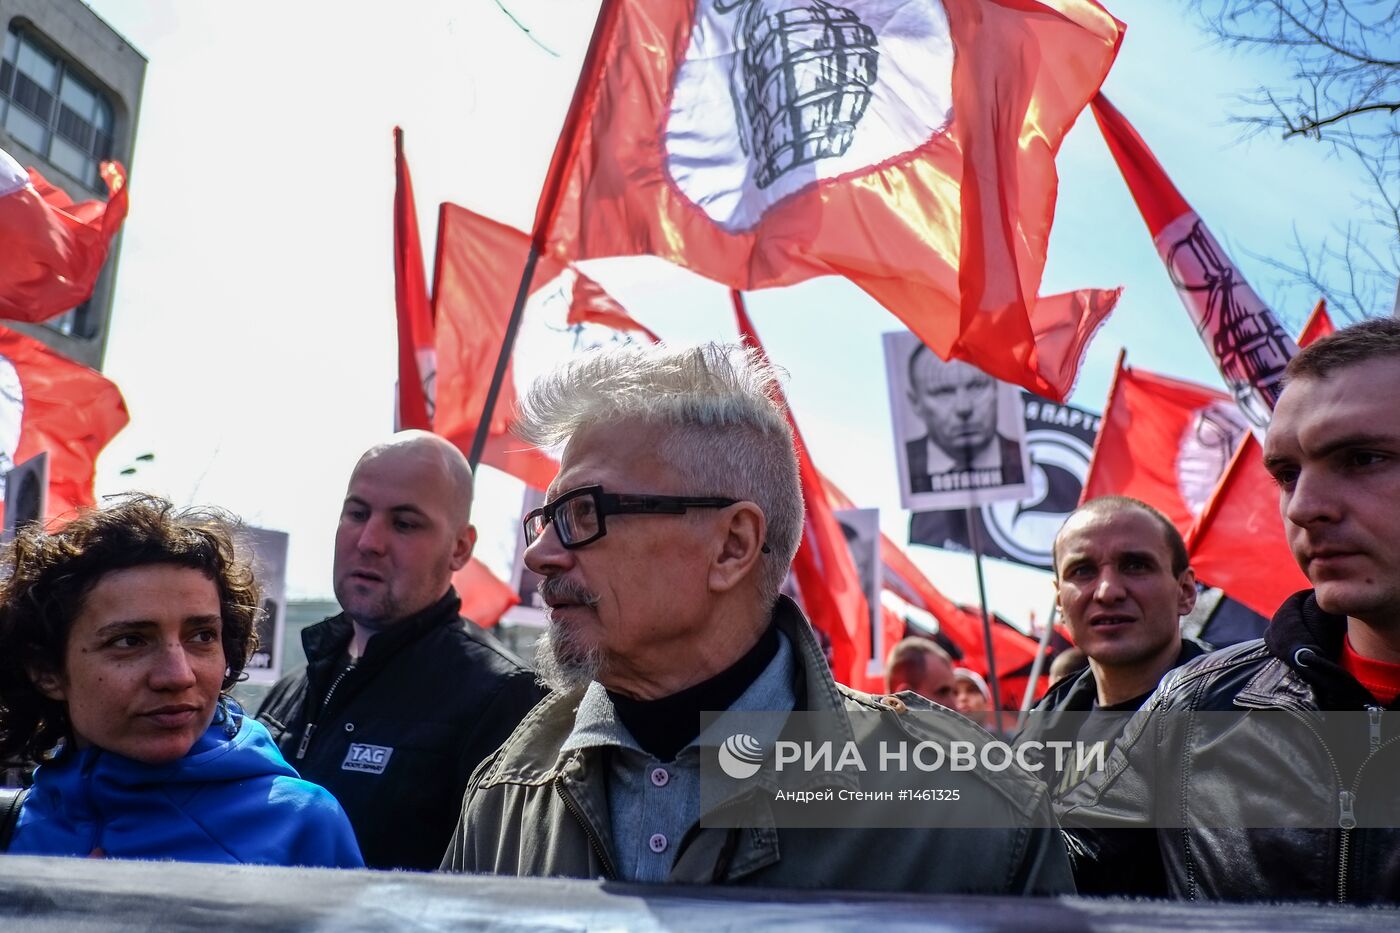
883, 331, 1031, 510
240, 526, 289, 685
0, 451, 46, 541
833, 507, 883, 675
504, 486, 548, 628
910, 392, 1101, 570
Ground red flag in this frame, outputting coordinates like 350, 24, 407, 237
393, 128, 435, 431
1080, 350, 1248, 536
0, 148, 129, 324
1184, 306, 1335, 617
431, 204, 652, 489
1090, 94, 1298, 428
452, 558, 520, 629
540, 0, 1124, 401
733, 292, 871, 687
0, 325, 128, 524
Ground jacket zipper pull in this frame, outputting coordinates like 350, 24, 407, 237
1339, 790, 1357, 830
296, 723, 315, 761
1368, 707, 1383, 753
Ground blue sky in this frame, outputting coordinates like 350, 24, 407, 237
82, 0, 1382, 626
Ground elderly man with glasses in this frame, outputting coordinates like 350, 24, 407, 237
441, 343, 1071, 895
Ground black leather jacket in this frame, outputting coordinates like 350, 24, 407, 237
1059, 591, 1400, 904
256, 589, 546, 870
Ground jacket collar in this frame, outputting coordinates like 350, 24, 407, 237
1245, 589, 1377, 710
484, 595, 843, 786
301, 587, 461, 670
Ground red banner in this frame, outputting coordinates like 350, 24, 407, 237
393, 128, 434, 431
539, 0, 1124, 401
0, 149, 129, 324
0, 325, 128, 524
1184, 303, 1334, 617
431, 205, 654, 489
1081, 351, 1247, 536
1091, 94, 1297, 427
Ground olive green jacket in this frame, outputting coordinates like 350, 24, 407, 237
442, 599, 1073, 896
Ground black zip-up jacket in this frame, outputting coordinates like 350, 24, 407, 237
1016, 638, 1210, 802
1059, 591, 1400, 904
256, 589, 546, 871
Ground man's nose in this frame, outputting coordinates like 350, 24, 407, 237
355, 516, 389, 554
524, 521, 575, 577
1093, 570, 1127, 602
1285, 466, 1340, 529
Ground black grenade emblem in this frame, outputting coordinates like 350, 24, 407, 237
717, 0, 879, 189
1166, 220, 1294, 423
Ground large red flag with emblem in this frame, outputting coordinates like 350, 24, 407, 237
0, 147, 129, 324
0, 325, 128, 524
733, 293, 871, 687
1080, 351, 1248, 536
393, 128, 435, 431
537, 0, 1124, 401
1184, 302, 1333, 617
1090, 94, 1298, 428
431, 204, 656, 489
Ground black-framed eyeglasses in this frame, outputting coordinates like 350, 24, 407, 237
524, 484, 750, 550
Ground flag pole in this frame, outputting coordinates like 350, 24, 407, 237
467, 244, 541, 468
466, 0, 622, 469
1016, 598, 1059, 731
964, 506, 1005, 731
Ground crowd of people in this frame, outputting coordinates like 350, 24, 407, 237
0, 317, 1396, 906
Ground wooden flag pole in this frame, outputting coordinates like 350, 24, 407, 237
964, 506, 1005, 732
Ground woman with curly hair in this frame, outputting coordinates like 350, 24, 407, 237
0, 496, 362, 867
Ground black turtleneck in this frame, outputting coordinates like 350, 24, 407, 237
608, 624, 779, 762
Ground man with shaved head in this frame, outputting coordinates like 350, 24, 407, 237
258, 431, 544, 870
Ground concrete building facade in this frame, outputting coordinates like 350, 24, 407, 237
0, 0, 144, 369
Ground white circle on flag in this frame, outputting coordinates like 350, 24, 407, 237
0, 354, 24, 495
665, 0, 954, 233
0, 148, 30, 199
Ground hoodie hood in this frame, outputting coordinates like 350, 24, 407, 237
12, 699, 362, 866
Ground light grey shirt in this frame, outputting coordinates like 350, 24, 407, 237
559, 628, 798, 882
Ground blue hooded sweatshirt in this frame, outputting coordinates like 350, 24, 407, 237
10, 701, 363, 868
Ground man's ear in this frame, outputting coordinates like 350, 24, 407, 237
449, 523, 478, 573
28, 666, 65, 703
709, 503, 767, 594
1176, 567, 1198, 618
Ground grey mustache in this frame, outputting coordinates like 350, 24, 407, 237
538, 576, 601, 609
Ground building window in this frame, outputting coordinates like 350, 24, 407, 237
0, 25, 114, 193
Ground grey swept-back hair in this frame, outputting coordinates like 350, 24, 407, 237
517, 342, 802, 606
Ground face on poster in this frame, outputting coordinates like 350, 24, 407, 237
240, 526, 289, 685
834, 507, 883, 674
509, 487, 549, 625
882, 331, 1031, 510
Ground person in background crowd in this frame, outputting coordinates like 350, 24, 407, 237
1060, 318, 1400, 903
1017, 496, 1208, 801
0, 496, 361, 867
951, 667, 994, 730
885, 637, 957, 708
442, 343, 1071, 895
258, 431, 544, 870
1048, 646, 1089, 685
